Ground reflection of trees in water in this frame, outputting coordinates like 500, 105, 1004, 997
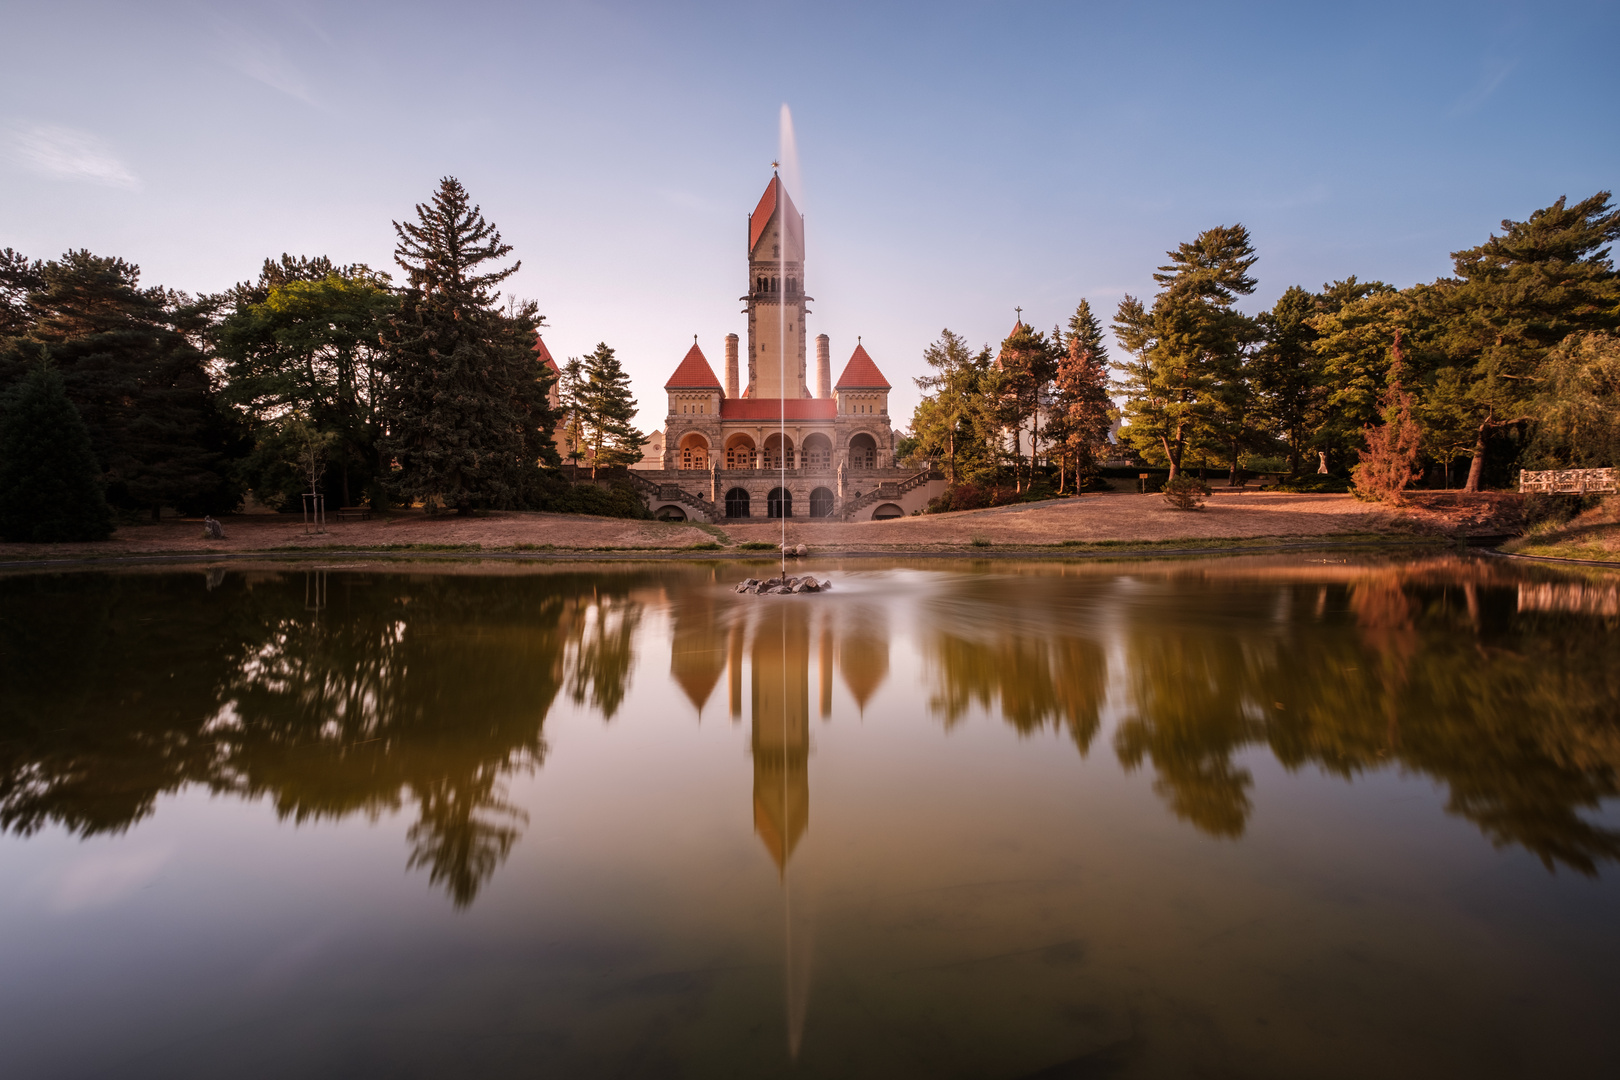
918, 561, 1620, 874
923, 580, 1109, 755
0, 570, 653, 905
1121, 563, 1620, 873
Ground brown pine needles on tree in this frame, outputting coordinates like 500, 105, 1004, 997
1351, 331, 1424, 504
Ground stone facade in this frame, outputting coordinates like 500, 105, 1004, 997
636, 174, 942, 523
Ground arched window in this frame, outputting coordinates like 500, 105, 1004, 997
809, 487, 834, 518
725, 437, 756, 470
763, 433, 794, 470
802, 434, 832, 471
849, 433, 877, 470
725, 488, 751, 518
873, 503, 904, 520
767, 487, 793, 518
678, 434, 709, 471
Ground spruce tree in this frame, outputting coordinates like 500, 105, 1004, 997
578, 343, 643, 477
1049, 299, 1113, 491
0, 361, 116, 542
379, 178, 558, 513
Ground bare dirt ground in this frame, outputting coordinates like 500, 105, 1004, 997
0, 489, 1525, 565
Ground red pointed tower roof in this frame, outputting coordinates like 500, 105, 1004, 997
748, 174, 803, 256
664, 342, 724, 389
834, 343, 891, 389
532, 331, 559, 373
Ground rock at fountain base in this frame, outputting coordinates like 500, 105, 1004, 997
735, 575, 827, 595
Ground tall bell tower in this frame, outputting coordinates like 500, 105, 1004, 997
743, 174, 810, 399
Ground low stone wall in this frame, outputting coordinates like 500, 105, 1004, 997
1520, 468, 1617, 494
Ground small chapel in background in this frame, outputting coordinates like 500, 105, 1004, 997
627, 173, 943, 522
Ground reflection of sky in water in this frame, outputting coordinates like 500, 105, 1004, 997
1, 556, 1618, 1077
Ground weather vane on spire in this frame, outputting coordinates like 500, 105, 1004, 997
771, 160, 780, 171
1015, 306, 1023, 325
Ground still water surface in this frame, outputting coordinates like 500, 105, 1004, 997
2, 555, 1618, 1078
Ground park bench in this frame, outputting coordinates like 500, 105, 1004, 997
334, 507, 373, 522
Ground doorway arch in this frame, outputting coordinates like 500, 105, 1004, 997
724, 487, 751, 518
809, 487, 834, 518
767, 487, 793, 518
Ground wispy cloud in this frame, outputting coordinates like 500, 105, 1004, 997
215, 20, 318, 105
1448, 57, 1517, 117
9, 124, 139, 188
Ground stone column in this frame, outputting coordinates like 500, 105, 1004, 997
725, 333, 740, 400
815, 334, 831, 399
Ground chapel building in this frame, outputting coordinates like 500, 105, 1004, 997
637, 174, 943, 522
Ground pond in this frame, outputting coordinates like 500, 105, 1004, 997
1, 554, 1618, 1078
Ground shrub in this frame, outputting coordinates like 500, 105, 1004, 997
969, 535, 991, 547
541, 477, 652, 519
738, 540, 778, 551
1162, 475, 1211, 511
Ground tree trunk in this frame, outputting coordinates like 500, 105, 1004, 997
1288, 438, 1301, 477
1463, 429, 1487, 492
1229, 438, 1241, 486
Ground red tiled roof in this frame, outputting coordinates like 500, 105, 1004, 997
532, 332, 558, 373
720, 398, 837, 420
748, 175, 802, 256
664, 343, 723, 389
834, 344, 890, 389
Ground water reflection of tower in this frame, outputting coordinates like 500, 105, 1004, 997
751, 605, 810, 874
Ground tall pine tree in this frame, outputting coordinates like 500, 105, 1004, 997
1049, 300, 1114, 492
1114, 226, 1258, 479
0, 361, 116, 542
577, 343, 643, 477
379, 179, 558, 514
1434, 192, 1620, 490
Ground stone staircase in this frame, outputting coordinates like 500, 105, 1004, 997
623, 471, 719, 521
840, 469, 937, 519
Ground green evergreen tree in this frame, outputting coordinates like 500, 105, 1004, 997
0, 361, 116, 542
1253, 285, 1323, 475
556, 357, 586, 466
577, 343, 643, 476
0, 248, 44, 339
994, 322, 1055, 490
0, 250, 240, 517
910, 329, 999, 485
1304, 278, 1407, 473
1436, 192, 1620, 490
378, 178, 558, 514
1114, 225, 1259, 480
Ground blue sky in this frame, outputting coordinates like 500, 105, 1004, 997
3, 1, 1616, 426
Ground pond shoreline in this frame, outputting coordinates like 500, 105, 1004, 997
0, 534, 1468, 572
